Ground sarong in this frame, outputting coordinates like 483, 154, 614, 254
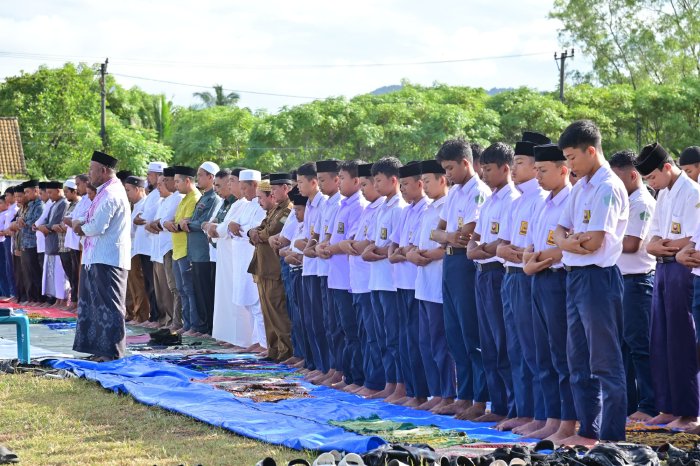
73, 263, 129, 358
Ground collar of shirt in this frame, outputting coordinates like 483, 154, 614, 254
579, 163, 612, 189
367, 196, 386, 209
670, 171, 692, 195
493, 182, 516, 200
517, 178, 541, 195
133, 197, 146, 211
341, 191, 361, 207
430, 195, 447, 210
461, 175, 480, 194
411, 196, 428, 211
307, 190, 323, 208
327, 191, 342, 204
223, 195, 236, 206
629, 187, 644, 203
383, 193, 401, 208
548, 184, 572, 207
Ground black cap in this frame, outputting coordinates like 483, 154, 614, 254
534, 143, 566, 162
163, 167, 175, 177
292, 193, 308, 206
679, 146, 700, 166
358, 163, 374, 178
116, 170, 133, 182
522, 131, 551, 146
38, 181, 48, 190
231, 167, 246, 178
289, 186, 299, 197
124, 176, 147, 188
514, 141, 536, 157
420, 159, 445, 175
270, 173, 294, 185
46, 181, 63, 189
91, 150, 119, 169
172, 166, 197, 177
316, 160, 341, 173
635, 142, 670, 176
399, 161, 422, 178
24, 180, 39, 188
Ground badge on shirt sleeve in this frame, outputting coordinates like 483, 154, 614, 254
364, 225, 368, 237
672, 222, 682, 235
475, 194, 485, 205
519, 221, 528, 236
324, 224, 329, 234
490, 221, 499, 234
380, 227, 388, 240
337, 222, 345, 234
583, 210, 591, 224
639, 211, 650, 221
457, 216, 464, 228
310, 225, 315, 236
546, 230, 556, 246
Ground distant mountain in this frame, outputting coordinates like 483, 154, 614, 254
487, 87, 512, 95
369, 84, 514, 96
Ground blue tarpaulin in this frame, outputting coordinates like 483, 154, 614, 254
50, 355, 523, 453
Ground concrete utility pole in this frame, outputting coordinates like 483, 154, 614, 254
100, 58, 109, 149
555, 49, 574, 102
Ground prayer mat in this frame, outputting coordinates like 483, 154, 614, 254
625, 422, 700, 450
9, 306, 77, 323
195, 376, 313, 403
330, 415, 478, 449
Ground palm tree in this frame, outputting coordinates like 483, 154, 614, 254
192, 84, 240, 108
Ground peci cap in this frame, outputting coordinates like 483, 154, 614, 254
635, 142, 670, 176
679, 146, 700, 166
239, 169, 262, 182
46, 181, 63, 189
399, 161, 422, 178
199, 161, 220, 176
291, 193, 308, 206
92, 150, 119, 169
420, 159, 446, 175
270, 173, 295, 185
522, 131, 551, 146
514, 141, 536, 157
534, 143, 566, 162
163, 167, 175, 177
316, 160, 341, 174
124, 176, 147, 188
172, 166, 197, 178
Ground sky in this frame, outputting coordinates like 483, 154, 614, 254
0, 0, 585, 113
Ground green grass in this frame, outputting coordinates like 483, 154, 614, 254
0, 373, 316, 465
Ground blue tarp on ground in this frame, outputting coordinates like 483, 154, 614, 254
50, 355, 523, 453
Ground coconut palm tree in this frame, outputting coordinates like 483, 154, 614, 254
192, 84, 240, 108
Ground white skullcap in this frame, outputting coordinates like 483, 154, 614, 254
64, 179, 77, 190
147, 161, 167, 173
239, 169, 261, 182
199, 161, 220, 176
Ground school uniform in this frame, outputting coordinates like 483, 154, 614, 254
441, 176, 491, 403
280, 214, 301, 356
328, 191, 367, 386
392, 195, 430, 399
499, 178, 548, 420
474, 182, 519, 417
368, 193, 407, 385
301, 191, 329, 372
558, 163, 629, 441
413, 194, 456, 399
350, 195, 386, 391
649, 172, 700, 418
528, 185, 575, 422
617, 187, 657, 417
316, 191, 343, 372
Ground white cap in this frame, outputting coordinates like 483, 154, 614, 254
64, 179, 77, 190
239, 169, 261, 182
199, 161, 220, 176
148, 161, 167, 173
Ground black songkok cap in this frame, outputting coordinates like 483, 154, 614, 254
514, 141, 536, 157
124, 176, 146, 188
172, 166, 197, 178
46, 181, 63, 189
91, 150, 119, 169
522, 131, 551, 146
270, 173, 294, 185
420, 159, 446, 175
679, 146, 700, 166
38, 181, 48, 190
116, 170, 133, 182
24, 180, 39, 188
316, 160, 341, 174
399, 161, 422, 178
291, 193, 308, 206
163, 167, 176, 177
635, 142, 670, 176
534, 143, 566, 162
358, 163, 373, 178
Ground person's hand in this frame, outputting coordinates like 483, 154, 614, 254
206, 223, 219, 238
228, 222, 242, 237
249, 229, 261, 244
317, 243, 332, 259
134, 213, 147, 226
179, 219, 191, 233
17, 218, 25, 228
285, 253, 302, 266
406, 249, 430, 266
523, 253, 554, 275
677, 246, 700, 268
558, 233, 591, 255
361, 245, 383, 262
303, 240, 318, 258
51, 224, 62, 233
647, 238, 680, 257
163, 221, 178, 233
446, 231, 470, 247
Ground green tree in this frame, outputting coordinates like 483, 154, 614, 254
192, 84, 240, 109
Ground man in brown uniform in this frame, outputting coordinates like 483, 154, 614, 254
248, 177, 294, 362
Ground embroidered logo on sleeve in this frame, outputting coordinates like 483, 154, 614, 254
546, 230, 556, 246
639, 211, 650, 221
380, 227, 388, 240
490, 222, 499, 234
519, 220, 528, 236
457, 216, 464, 228
603, 194, 615, 206
475, 194, 485, 205
337, 222, 345, 234
671, 222, 682, 235
324, 224, 329, 234
583, 210, 591, 224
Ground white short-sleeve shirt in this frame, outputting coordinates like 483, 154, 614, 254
349, 196, 384, 294
649, 172, 700, 241
414, 195, 446, 303
527, 185, 572, 269
500, 178, 548, 267
328, 191, 366, 290
368, 193, 407, 291
617, 187, 656, 275
391, 196, 429, 290
558, 163, 629, 268
316, 191, 342, 277
474, 182, 520, 264
440, 175, 491, 232
302, 191, 328, 277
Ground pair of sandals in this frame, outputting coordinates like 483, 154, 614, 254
256, 454, 365, 466
0, 445, 19, 464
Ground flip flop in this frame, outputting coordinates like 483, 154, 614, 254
337, 453, 365, 466
287, 460, 311, 466
0, 445, 19, 464
312, 452, 337, 466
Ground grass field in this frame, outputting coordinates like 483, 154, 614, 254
0, 372, 316, 465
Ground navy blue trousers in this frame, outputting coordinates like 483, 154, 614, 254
289, 267, 306, 358
475, 267, 514, 417
622, 272, 657, 417
302, 275, 330, 372
442, 255, 488, 402
419, 299, 456, 398
354, 292, 385, 390
532, 269, 576, 420
502, 271, 545, 420
397, 288, 429, 398
566, 265, 626, 441
651, 262, 699, 417
371, 290, 401, 384
4, 240, 15, 296
0, 240, 11, 297
332, 288, 363, 385
319, 276, 339, 371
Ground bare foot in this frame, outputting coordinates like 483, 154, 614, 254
513, 419, 546, 436
342, 383, 361, 393
561, 434, 598, 447
546, 420, 577, 443
432, 399, 462, 415
356, 387, 381, 397
495, 417, 532, 432
456, 402, 486, 420
385, 383, 407, 403
403, 397, 426, 408
417, 397, 443, 411
474, 413, 506, 423
529, 419, 562, 439
667, 416, 699, 431
389, 396, 409, 406
647, 413, 678, 425
367, 384, 397, 400
629, 411, 653, 422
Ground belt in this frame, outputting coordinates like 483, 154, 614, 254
563, 264, 601, 272
656, 256, 676, 264
475, 261, 504, 272
624, 271, 654, 278
289, 266, 303, 272
445, 246, 467, 255
505, 265, 524, 274
543, 267, 565, 273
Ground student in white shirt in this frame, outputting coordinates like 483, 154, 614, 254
124, 176, 151, 324
638, 142, 700, 431
678, 146, 700, 183
553, 120, 629, 444
609, 150, 658, 423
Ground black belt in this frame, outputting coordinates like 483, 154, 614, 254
563, 264, 601, 272
505, 266, 524, 274
624, 271, 654, 278
475, 261, 504, 272
656, 256, 676, 264
289, 266, 303, 272
445, 246, 466, 255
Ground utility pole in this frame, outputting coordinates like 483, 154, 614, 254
100, 58, 109, 149
554, 49, 574, 102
